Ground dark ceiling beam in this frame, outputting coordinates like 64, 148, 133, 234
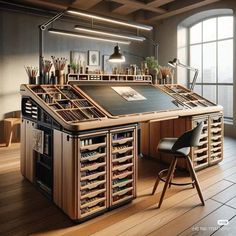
147, 0, 221, 21
110, 0, 167, 15
71, 0, 103, 10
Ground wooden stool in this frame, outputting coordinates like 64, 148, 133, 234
4, 118, 21, 147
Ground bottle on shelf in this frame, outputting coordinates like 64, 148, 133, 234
66, 65, 71, 83
50, 71, 56, 84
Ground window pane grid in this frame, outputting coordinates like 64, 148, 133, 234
189, 37, 233, 46
188, 16, 233, 120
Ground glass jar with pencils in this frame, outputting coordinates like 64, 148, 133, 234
41, 58, 52, 84
24, 66, 38, 84
52, 56, 67, 85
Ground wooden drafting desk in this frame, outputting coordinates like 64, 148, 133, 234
20, 80, 223, 221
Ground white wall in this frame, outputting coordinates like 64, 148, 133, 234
155, 0, 236, 137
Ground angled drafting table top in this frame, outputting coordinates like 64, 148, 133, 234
77, 84, 181, 116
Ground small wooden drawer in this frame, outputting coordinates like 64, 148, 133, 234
193, 158, 208, 169
112, 170, 133, 180
81, 170, 106, 181
80, 142, 106, 151
81, 162, 106, 172
112, 146, 134, 154
211, 135, 222, 141
112, 137, 134, 145
112, 155, 133, 164
81, 188, 106, 199
81, 179, 106, 190
112, 163, 133, 172
112, 186, 133, 197
81, 152, 106, 162
81, 197, 106, 209
193, 147, 208, 155
112, 178, 133, 188
193, 155, 208, 162
211, 141, 222, 147
211, 127, 222, 134
112, 191, 133, 205
81, 203, 106, 218
209, 153, 222, 164
211, 146, 222, 152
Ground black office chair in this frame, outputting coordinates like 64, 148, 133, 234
152, 122, 205, 208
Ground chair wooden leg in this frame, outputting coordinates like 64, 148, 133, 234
158, 158, 177, 208
152, 171, 163, 195
186, 157, 195, 188
168, 157, 177, 188
4, 120, 13, 147
186, 156, 205, 206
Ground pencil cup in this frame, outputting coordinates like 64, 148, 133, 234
43, 72, 50, 84
55, 70, 65, 85
29, 77, 36, 84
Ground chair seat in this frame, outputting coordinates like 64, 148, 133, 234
158, 138, 190, 156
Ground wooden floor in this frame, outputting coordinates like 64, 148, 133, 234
0, 138, 236, 236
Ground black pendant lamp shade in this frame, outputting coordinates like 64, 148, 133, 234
109, 44, 125, 63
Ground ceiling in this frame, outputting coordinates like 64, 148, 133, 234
1, 0, 221, 25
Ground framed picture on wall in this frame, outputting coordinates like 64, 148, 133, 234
88, 50, 100, 66
103, 55, 112, 74
70, 51, 87, 67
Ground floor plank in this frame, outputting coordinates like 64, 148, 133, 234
211, 184, 236, 204
224, 173, 236, 183
148, 199, 222, 236
225, 197, 236, 209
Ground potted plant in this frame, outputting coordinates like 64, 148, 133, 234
144, 56, 159, 84
70, 62, 78, 73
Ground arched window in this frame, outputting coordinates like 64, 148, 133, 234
189, 16, 233, 120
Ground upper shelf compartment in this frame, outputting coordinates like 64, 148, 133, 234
27, 84, 107, 123
67, 74, 152, 83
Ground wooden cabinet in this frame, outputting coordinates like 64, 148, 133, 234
209, 114, 223, 165
55, 131, 109, 220
141, 112, 223, 171
52, 126, 138, 221
79, 132, 109, 219
190, 116, 209, 170
110, 126, 137, 207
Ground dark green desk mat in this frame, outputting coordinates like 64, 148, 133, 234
78, 84, 181, 116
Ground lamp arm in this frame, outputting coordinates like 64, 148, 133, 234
190, 69, 199, 91
177, 62, 198, 71
176, 62, 198, 91
39, 11, 65, 31
39, 11, 65, 84
123, 51, 145, 59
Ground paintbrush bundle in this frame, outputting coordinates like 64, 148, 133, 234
41, 58, 53, 73
51, 56, 67, 71
24, 66, 38, 84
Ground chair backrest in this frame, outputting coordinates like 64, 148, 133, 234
171, 122, 204, 152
